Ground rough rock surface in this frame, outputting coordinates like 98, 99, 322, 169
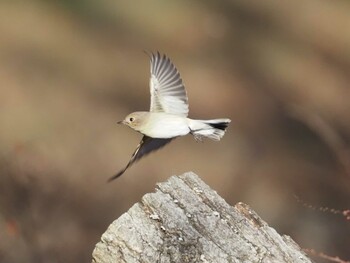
92, 172, 311, 263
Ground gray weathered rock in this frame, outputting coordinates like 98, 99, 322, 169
92, 172, 312, 263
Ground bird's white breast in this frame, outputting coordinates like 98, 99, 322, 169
140, 113, 190, 138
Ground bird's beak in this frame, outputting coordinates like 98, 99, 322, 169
117, 120, 125, 125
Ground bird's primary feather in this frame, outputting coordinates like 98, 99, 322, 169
149, 52, 189, 117
108, 136, 172, 181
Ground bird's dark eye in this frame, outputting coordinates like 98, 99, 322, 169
129, 117, 134, 122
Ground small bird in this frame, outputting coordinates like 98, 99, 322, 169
109, 52, 231, 181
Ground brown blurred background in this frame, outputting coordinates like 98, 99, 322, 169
0, 0, 349, 262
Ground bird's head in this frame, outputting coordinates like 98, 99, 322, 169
118, 112, 148, 131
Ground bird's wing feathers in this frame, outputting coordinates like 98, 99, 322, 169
109, 52, 187, 181
149, 52, 189, 116
108, 136, 172, 181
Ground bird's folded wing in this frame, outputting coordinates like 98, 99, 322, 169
108, 136, 173, 181
149, 52, 189, 116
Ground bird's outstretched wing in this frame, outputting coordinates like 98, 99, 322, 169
108, 136, 172, 181
149, 52, 189, 117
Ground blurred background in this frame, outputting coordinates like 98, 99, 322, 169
0, 0, 349, 262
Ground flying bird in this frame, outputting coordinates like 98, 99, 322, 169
109, 52, 231, 181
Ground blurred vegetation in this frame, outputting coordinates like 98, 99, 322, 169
0, 0, 349, 262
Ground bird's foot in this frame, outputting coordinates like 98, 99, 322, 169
193, 134, 204, 142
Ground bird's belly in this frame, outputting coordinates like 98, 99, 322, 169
142, 116, 190, 138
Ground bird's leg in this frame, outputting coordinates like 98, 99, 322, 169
193, 133, 203, 142
190, 128, 203, 142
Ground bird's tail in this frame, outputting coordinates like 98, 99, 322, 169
188, 118, 231, 141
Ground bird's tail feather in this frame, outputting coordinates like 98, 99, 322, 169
188, 118, 231, 141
